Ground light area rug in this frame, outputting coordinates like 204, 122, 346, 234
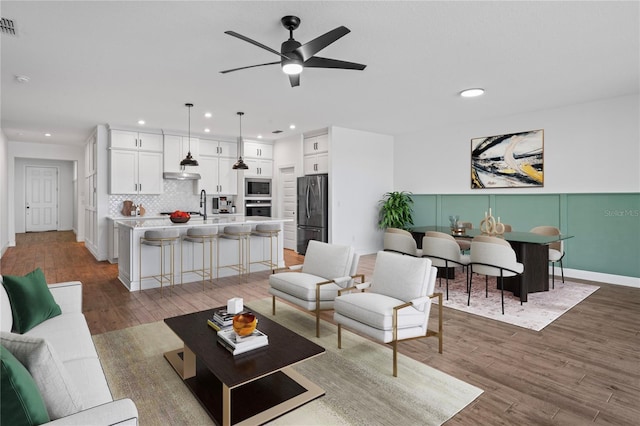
441, 271, 599, 331
93, 299, 483, 426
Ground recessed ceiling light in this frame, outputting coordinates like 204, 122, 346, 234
204, 112, 212, 118
137, 120, 145, 125
289, 124, 296, 129
204, 128, 210, 133
44, 133, 51, 137
257, 134, 262, 139
15, 75, 30, 83
460, 88, 485, 98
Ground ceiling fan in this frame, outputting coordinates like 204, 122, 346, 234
220, 15, 366, 87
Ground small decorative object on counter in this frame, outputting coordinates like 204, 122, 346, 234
137, 204, 145, 216
121, 200, 134, 216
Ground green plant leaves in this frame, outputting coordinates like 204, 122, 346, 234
378, 191, 414, 230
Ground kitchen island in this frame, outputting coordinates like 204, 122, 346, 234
116, 216, 290, 291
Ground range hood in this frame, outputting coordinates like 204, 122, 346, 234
163, 171, 201, 180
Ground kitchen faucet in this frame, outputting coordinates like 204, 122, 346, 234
200, 189, 207, 221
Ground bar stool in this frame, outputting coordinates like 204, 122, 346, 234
140, 229, 180, 296
250, 223, 281, 273
219, 224, 252, 277
181, 226, 218, 291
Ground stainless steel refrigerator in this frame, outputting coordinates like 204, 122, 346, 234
297, 174, 328, 254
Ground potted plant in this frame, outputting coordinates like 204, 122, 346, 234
378, 191, 414, 230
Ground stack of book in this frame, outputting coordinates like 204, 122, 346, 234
217, 328, 269, 355
207, 308, 238, 331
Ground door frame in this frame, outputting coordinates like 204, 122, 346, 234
278, 164, 297, 251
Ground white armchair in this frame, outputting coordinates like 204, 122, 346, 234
469, 235, 524, 314
530, 225, 564, 288
333, 251, 442, 377
269, 240, 361, 337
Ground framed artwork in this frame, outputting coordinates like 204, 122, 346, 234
471, 129, 544, 189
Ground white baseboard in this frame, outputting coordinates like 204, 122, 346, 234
563, 268, 640, 288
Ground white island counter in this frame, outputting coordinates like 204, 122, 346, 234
116, 216, 291, 291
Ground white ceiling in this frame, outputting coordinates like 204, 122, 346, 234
2, 1, 638, 146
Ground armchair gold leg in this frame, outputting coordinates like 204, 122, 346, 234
393, 340, 398, 377
337, 324, 342, 349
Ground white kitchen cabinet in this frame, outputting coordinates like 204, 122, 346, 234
304, 152, 329, 175
303, 134, 328, 155
110, 149, 163, 194
244, 141, 273, 159
163, 134, 200, 173
244, 159, 273, 178
200, 139, 237, 158
109, 129, 163, 194
110, 129, 163, 152
196, 140, 239, 195
303, 133, 329, 175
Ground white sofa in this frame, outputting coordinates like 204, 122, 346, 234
1, 278, 138, 425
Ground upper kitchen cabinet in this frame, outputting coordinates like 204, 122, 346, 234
109, 128, 163, 194
196, 139, 239, 195
163, 134, 200, 174
110, 129, 163, 152
244, 141, 273, 159
303, 133, 329, 175
244, 140, 273, 178
303, 134, 328, 155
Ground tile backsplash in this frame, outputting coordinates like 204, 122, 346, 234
109, 180, 228, 216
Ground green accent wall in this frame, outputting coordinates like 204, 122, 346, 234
411, 193, 640, 278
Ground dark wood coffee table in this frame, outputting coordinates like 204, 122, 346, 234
164, 307, 325, 426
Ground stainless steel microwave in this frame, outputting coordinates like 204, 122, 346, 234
245, 178, 272, 197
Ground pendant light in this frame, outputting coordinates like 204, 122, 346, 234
180, 103, 199, 167
232, 111, 249, 170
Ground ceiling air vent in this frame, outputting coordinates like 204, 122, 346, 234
272, 130, 283, 134
1, 18, 17, 36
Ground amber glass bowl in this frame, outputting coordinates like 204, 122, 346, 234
232, 313, 257, 336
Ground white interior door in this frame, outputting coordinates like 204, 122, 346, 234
279, 167, 297, 250
26, 166, 59, 232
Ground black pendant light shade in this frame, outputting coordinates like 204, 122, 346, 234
180, 103, 199, 167
232, 112, 249, 170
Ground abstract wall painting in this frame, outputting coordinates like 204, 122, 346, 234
471, 129, 544, 189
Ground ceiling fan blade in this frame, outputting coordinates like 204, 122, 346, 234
220, 61, 280, 74
224, 30, 291, 60
289, 73, 300, 87
295, 26, 351, 62
303, 56, 367, 70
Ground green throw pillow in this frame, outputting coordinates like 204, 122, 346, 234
1, 268, 61, 334
0, 344, 50, 426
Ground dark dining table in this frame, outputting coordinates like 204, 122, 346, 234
409, 226, 574, 302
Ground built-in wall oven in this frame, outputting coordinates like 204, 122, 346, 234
245, 199, 272, 217
245, 178, 271, 197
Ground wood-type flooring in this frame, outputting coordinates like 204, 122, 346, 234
1, 231, 639, 425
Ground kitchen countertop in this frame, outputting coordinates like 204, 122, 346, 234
116, 216, 291, 229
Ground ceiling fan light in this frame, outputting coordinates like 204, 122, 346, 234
282, 62, 303, 75
460, 88, 485, 98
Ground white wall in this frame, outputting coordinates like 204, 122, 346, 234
329, 126, 394, 254
7, 141, 84, 247
395, 94, 640, 194
0, 130, 9, 259
13, 158, 75, 233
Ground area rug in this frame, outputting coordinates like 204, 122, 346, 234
93, 300, 483, 426
439, 270, 599, 331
